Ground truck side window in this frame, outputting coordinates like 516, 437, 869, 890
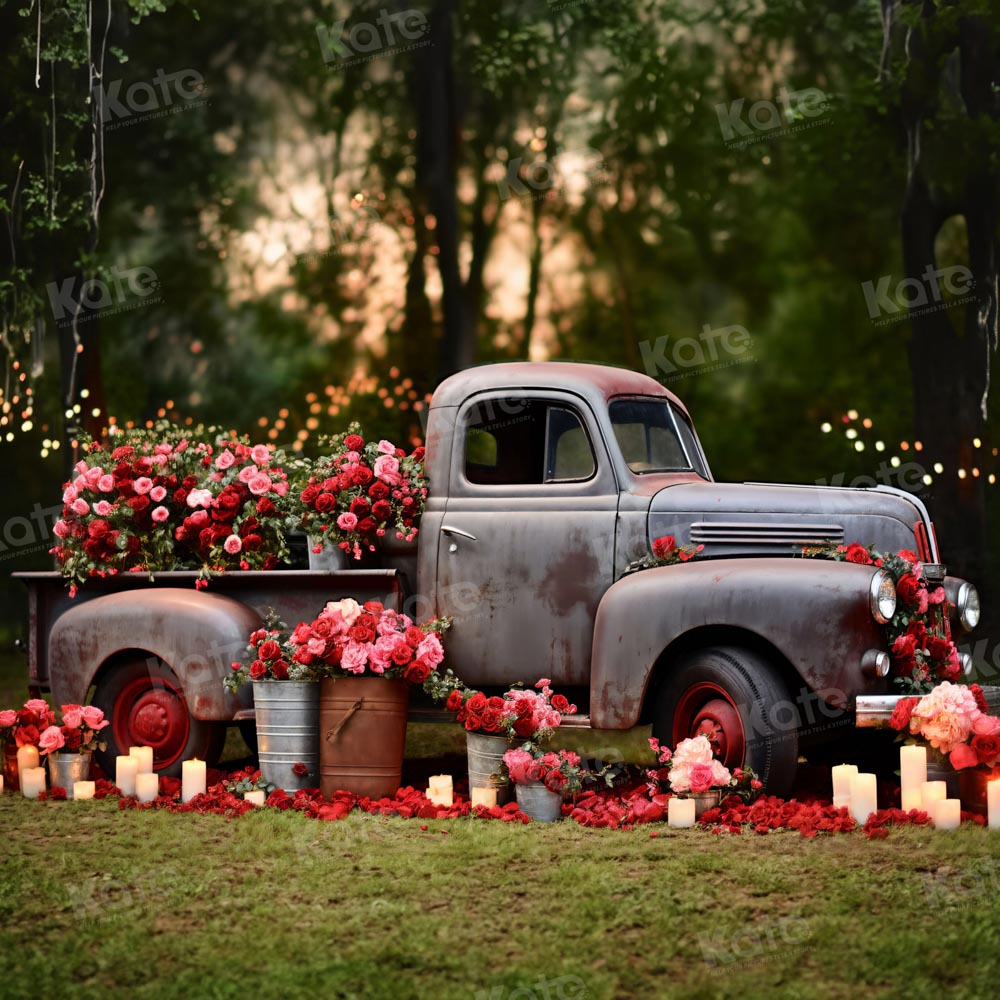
464, 399, 595, 485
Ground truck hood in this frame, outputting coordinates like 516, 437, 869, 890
648, 481, 932, 561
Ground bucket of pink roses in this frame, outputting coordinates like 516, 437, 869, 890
502, 746, 592, 822
38, 704, 110, 797
648, 734, 761, 817
428, 678, 576, 806
293, 424, 427, 569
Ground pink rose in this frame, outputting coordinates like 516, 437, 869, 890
151, 506, 170, 523
186, 488, 214, 508
688, 762, 716, 794
93, 501, 113, 516
247, 473, 272, 496
973, 714, 1000, 737
85, 466, 103, 487
61, 704, 84, 728
224, 535, 242, 554
373, 455, 400, 483
272, 479, 287, 497
80, 706, 108, 730
150, 486, 167, 502
237, 465, 257, 484
98, 474, 115, 492
337, 512, 358, 531
949, 743, 980, 770
340, 641, 372, 674
25, 699, 50, 715
251, 445, 270, 465
215, 450, 236, 470
38, 725, 65, 755
134, 477, 153, 495
71, 498, 89, 516
0, 709, 16, 727
62, 486, 78, 503
53, 519, 71, 539
416, 634, 444, 667
377, 439, 396, 454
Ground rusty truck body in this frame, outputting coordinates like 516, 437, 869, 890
16, 362, 981, 792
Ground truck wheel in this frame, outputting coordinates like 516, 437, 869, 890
653, 646, 799, 798
92, 657, 225, 779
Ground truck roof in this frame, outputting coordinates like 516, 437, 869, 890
431, 361, 690, 417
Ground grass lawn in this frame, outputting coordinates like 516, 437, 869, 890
4, 650, 1000, 998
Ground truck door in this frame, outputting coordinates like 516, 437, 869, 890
434, 392, 618, 687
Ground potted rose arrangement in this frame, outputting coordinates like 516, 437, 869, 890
50, 422, 298, 591
37, 704, 110, 797
0, 698, 56, 791
647, 734, 761, 816
294, 423, 427, 564
889, 681, 1000, 810
502, 745, 599, 822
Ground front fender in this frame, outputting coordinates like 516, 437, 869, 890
590, 558, 888, 728
48, 588, 261, 720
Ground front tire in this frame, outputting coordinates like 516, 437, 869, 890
653, 646, 799, 798
92, 656, 225, 778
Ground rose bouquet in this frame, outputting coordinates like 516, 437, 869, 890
0, 698, 57, 749
225, 609, 321, 692
294, 423, 427, 561
50, 422, 298, 590
503, 745, 589, 795
624, 534, 703, 575
647, 734, 761, 800
889, 682, 1000, 770
436, 678, 575, 743
803, 543, 959, 693
37, 704, 110, 756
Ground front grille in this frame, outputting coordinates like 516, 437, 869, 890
689, 522, 845, 547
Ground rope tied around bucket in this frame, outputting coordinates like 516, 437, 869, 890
325, 698, 364, 743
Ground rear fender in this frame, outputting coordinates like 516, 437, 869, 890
48, 589, 261, 720
590, 558, 888, 728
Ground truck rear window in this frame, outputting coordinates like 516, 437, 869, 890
609, 398, 706, 476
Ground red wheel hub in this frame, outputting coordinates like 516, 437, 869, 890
672, 682, 746, 770
113, 676, 190, 770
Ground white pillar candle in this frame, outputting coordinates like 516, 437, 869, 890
0, 775, 4, 793
244, 789, 266, 806
470, 786, 497, 808
181, 759, 206, 803
116, 756, 138, 796
832, 764, 858, 809
135, 772, 159, 803
73, 781, 95, 800
16, 745, 40, 780
931, 798, 961, 830
129, 745, 154, 774
428, 787, 454, 807
899, 745, 927, 811
667, 797, 696, 828
849, 772, 878, 823
988, 779, 1000, 830
921, 780, 947, 813
21, 766, 46, 799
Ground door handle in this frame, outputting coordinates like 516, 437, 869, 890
440, 524, 477, 541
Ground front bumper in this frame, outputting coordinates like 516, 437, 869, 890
855, 694, 904, 728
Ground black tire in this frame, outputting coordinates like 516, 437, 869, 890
92, 656, 226, 779
653, 646, 799, 798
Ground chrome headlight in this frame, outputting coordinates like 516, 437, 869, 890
957, 583, 981, 631
869, 570, 897, 624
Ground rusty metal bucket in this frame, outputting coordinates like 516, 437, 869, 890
466, 731, 515, 805
253, 679, 320, 791
515, 781, 562, 822
319, 677, 409, 799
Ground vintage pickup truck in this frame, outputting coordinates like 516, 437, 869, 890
16, 362, 981, 793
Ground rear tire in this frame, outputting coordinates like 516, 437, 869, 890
653, 646, 799, 798
92, 656, 225, 779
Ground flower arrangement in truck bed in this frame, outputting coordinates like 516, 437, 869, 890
889, 682, 1000, 771
647, 734, 761, 800
226, 599, 450, 691
294, 423, 427, 560
50, 422, 298, 590
429, 677, 576, 742
802, 542, 959, 693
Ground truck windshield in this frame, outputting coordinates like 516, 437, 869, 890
609, 398, 708, 477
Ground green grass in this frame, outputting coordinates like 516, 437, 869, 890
1, 798, 1000, 999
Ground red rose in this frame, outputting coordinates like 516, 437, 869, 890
182, 475, 198, 489
896, 574, 926, 610
390, 642, 413, 666
404, 659, 431, 684
513, 717, 535, 738
357, 517, 377, 536
271, 659, 289, 680
61, 727, 83, 751
404, 626, 425, 648
971, 684, 989, 713
353, 467, 373, 486
551, 694, 570, 714
514, 697, 534, 719
314, 493, 336, 513
949, 743, 980, 770
242, 534, 263, 552
445, 690, 464, 712
249, 660, 267, 680
344, 434, 364, 452
292, 647, 314, 665
258, 640, 281, 661
350, 498, 371, 517
972, 733, 1000, 766
368, 481, 390, 501
292, 761, 310, 777
844, 542, 872, 565
897, 549, 919, 565
651, 536, 676, 559
467, 692, 488, 714
479, 707, 501, 732
255, 497, 275, 516
371, 500, 392, 521
363, 600, 384, 613
411, 447, 425, 462
128, 495, 150, 513
544, 770, 567, 793
15, 724, 39, 747
301, 484, 322, 506
525, 760, 546, 782
888, 697, 918, 732
487, 696, 505, 711
464, 713, 482, 732
927, 636, 953, 662
891, 634, 917, 662
88, 519, 110, 539
348, 625, 373, 644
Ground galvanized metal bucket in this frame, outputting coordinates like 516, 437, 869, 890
466, 732, 514, 805
253, 680, 320, 791
319, 677, 409, 799
47, 752, 92, 797
515, 781, 563, 822
307, 538, 349, 571
691, 789, 722, 818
